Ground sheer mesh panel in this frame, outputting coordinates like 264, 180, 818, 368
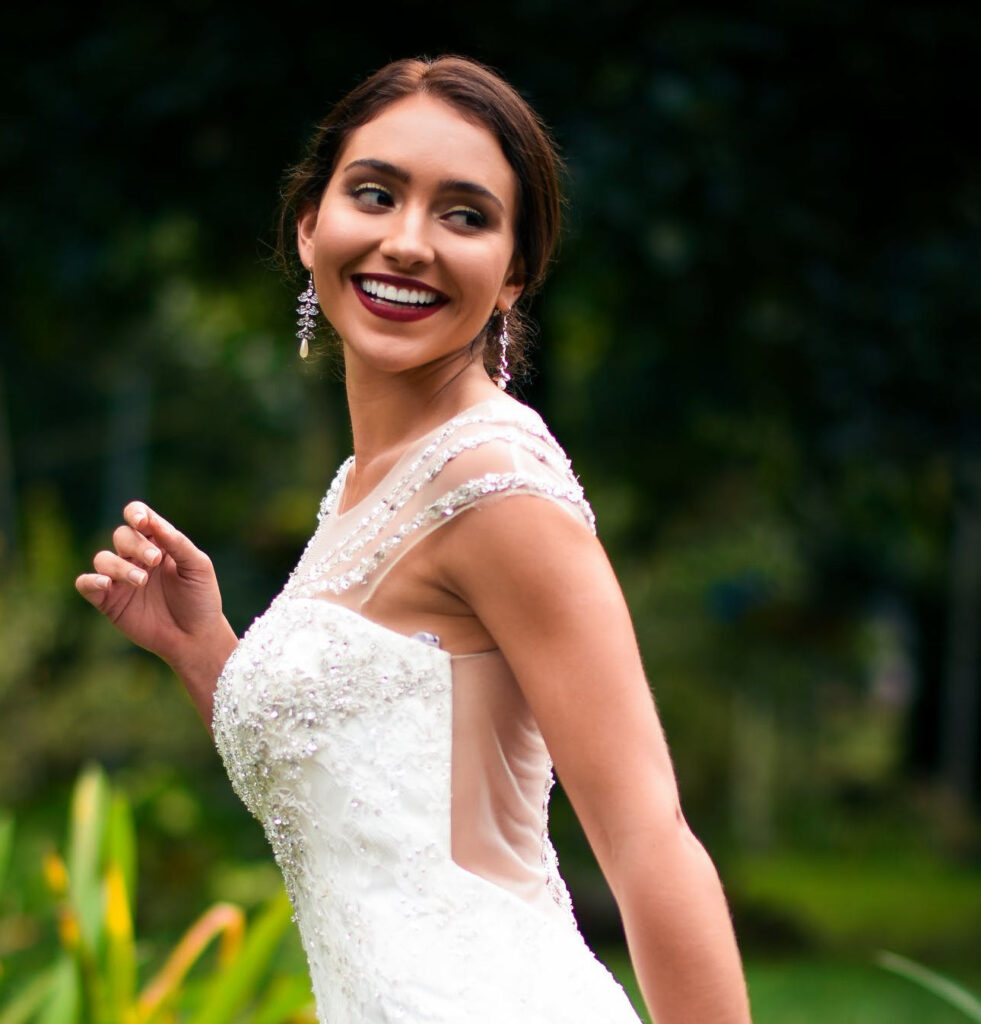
282, 398, 593, 916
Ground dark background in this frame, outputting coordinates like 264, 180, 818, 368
1, 0, 979, 998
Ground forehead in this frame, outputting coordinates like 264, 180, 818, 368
335, 94, 517, 205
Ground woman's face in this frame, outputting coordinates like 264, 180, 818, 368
297, 94, 523, 380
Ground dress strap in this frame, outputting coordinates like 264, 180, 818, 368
286, 402, 594, 601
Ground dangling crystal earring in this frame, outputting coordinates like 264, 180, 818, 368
296, 272, 318, 359
496, 309, 512, 391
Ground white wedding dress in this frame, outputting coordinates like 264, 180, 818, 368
213, 399, 643, 1023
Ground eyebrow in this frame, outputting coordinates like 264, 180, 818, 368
342, 158, 505, 212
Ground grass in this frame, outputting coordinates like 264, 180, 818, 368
599, 950, 981, 1024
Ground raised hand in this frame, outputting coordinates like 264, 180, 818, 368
75, 502, 238, 725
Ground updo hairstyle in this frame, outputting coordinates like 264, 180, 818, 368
277, 55, 564, 382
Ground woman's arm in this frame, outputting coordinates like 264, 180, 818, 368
75, 502, 238, 728
436, 495, 752, 1024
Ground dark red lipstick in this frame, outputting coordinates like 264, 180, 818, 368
351, 273, 448, 322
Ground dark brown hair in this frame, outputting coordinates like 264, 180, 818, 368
277, 55, 564, 381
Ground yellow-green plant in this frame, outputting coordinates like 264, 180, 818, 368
0, 765, 314, 1024
0, 810, 13, 977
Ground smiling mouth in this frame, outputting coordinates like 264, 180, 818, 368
351, 274, 448, 322
354, 275, 446, 308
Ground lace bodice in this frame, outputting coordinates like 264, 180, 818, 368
213, 399, 641, 1023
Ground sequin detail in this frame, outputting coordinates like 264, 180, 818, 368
541, 767, 574, 916
289, 407, 595, 600
213, 599, 640, 1023
317, 406, 574, 523
212, 403, 642, 1024
291, 472, 592, 597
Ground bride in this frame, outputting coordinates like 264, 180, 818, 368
76, 56, 751, 1024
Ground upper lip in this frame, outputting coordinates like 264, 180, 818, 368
351, 273, 449, 300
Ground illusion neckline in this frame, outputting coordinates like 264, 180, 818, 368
334, 396, 522, 519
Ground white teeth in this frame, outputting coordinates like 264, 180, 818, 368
358, 278, 439, 306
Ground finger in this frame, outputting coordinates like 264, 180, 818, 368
75, 572, 112, 605
122, 502, 209, 575
141, 511, 208, 574
123, 501, 154, 536
112, 524, 162, 568
93, 549, 150, 587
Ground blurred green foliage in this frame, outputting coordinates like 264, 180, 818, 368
605, 948, 981, 1024
0, 765, 312, 1023
876, 952, 981, 1023
0, 0, 978, 979
731, 851, 981, 959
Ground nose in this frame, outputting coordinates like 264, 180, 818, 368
378, 205, 435, 268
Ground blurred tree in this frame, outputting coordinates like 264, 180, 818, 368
0, 2, 978, 871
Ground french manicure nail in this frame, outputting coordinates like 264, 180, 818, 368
145, 547, 161, 564
96, 575, 111, 590
128, 568, 147, 585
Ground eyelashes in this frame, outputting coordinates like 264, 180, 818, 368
445, 206, 487, 229
351, 182, 394, 207
348, 182, 488, 229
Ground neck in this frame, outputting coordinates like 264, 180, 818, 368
342, 351, 506, 493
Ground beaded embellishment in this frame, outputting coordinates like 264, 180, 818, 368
210, 403, 645, 1024
287, 404, 595, 600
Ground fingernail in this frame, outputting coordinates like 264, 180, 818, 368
96, 575, 111, 590
144, 547, 161, 564
128, 568, 147, 586
134, 509, 147, 526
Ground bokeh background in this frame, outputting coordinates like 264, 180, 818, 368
1, 2, 979, 1021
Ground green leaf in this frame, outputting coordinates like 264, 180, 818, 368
186, 893, 293, 1024
876, 951, 981, 1022
105, 794, 137, 912
0, 966, 62, 1024
67, 766, 110, 956
249, 975, 316, 1024
0, 813, 13, 900
36, 958, 80, 1024
104, 864, 136, 1022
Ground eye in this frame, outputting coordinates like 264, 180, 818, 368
444, 206, 487, 229
351, 182, 394, 208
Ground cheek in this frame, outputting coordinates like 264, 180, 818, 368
444, 240, 512, 291
314, 206, 371, 265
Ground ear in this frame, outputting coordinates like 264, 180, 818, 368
496, 256, 525, 312
296, 203, 318, 270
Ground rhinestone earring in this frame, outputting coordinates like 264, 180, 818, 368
496, 309, 512, 391
296, 272, 318, 359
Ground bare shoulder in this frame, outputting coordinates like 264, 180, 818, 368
435, 488, 609, 614
434, 494, 635, 702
